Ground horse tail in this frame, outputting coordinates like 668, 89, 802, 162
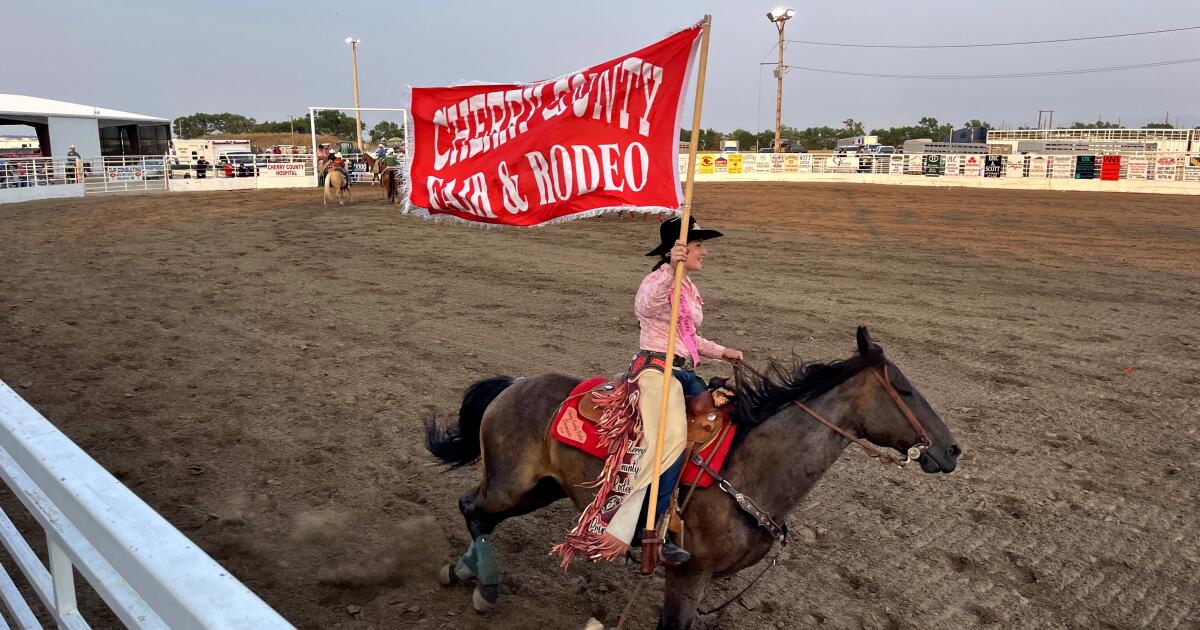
424, 376, 515, 468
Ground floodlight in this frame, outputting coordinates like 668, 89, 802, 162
767, 8, 795, 22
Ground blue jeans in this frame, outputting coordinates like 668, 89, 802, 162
674, 369, 706, 396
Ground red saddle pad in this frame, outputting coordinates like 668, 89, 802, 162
550, 377, 736, 488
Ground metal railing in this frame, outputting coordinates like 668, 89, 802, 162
685, 151, 1199, 182
166, 153, 315, 180
0, 380, 292, 628
82, 156, 167, 194
0, 157, 86, 189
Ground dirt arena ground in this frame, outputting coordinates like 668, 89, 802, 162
1, 182, 1198, 629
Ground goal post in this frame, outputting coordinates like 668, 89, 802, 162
306, 106, 409, 179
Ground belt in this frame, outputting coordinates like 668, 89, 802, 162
631, 350, 695, 375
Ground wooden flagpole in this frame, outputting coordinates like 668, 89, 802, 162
641, 14, 712, 575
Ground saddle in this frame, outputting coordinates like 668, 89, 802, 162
576, 375, 734, 448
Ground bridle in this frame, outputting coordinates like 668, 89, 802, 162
793, 364, 933, 467
685, 361, 937, 617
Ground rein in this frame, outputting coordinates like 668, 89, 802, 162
684, 361, 935, 617
744, 361, 933, 467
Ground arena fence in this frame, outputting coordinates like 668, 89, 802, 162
83, 156, 168, 194
681, 152, 1200, 194
0, 379, 293, 629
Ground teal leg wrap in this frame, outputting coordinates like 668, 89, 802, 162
454, 539, 478, 581
474, 535, 501, 587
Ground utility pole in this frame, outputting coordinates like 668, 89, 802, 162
767, 8, 795, 153
346, 37, 364, 153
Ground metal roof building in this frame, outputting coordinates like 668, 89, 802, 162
0, 94, 171, 158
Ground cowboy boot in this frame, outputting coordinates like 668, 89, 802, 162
661, 539, 691, 566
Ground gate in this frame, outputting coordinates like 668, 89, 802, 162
83, 156, 168, 194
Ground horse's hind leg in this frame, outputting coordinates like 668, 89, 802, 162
446, 439, 563, 611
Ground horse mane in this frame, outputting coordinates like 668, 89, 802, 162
731, 344, 886, 442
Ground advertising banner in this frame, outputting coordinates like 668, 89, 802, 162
1051, 156, 1075, 179
889, 155, 905, 175
829, 155, 858, 173
697, 153, 716, 174
1125, 156, 1149, 180
1074, 155, 1096, 179
106, 165, 144, 181
1099, 155, 1121, 181
727, 153, 743, 174
922, 154, 943, 177
1006, 156, 1027, 177
1154, 155, 1180, 180
1184, 156, 1200, 182
795, 153, 812, 173
983, 155, 1004, 178
962, 155, 983, 177
261, 162, 307, 177
946, 155, 963, 176
1026, 155, 1048, 178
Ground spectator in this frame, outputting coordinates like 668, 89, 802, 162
67, 145, 82, 183
195, 156, 209, 179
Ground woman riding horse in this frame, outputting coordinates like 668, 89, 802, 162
555, 216, 744, 567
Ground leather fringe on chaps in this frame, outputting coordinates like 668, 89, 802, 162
551, 380, 644, 569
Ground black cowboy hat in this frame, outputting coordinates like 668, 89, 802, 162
645, 216, 724, 257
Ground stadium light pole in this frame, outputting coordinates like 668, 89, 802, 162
346, 37, 364, 153
767, 8, 795, 153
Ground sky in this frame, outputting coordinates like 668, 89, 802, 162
3, 0, 1199, 134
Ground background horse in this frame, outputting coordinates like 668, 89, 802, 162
323, 169, 351, 206
380, 167, 400, 204
425, 327, 961, 629
362, 153, 384, 185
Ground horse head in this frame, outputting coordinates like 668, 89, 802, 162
851, 326, 961, 473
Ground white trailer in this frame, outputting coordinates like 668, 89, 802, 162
171, 139, 253, 164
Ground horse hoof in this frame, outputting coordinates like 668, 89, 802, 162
438, 563, 459, 587
471, 585, 497, 613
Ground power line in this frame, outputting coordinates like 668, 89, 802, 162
784, 25, 1200, 49
759, 56, 1200, 79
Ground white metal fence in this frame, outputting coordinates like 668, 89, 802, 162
683, 151, 1200, 183
166, 153, 315, 180
0, 379, 293, 629
0, 157, 84, 189
82, 156, 168, 194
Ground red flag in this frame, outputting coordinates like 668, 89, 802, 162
406, 24, 703, 226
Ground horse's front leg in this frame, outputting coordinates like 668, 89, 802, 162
658, 564, 711, 630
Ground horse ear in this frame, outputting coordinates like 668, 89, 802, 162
856, 326, 874, 356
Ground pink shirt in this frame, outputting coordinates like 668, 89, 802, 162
635, 265, 726, 362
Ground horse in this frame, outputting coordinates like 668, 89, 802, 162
380, 167, 400, 204
323, 169, 351, 206
362, 153, 384, 186
425, 327, 961, 629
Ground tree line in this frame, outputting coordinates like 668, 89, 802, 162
680, 117, 1192, 151
173, 111, 405, 144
